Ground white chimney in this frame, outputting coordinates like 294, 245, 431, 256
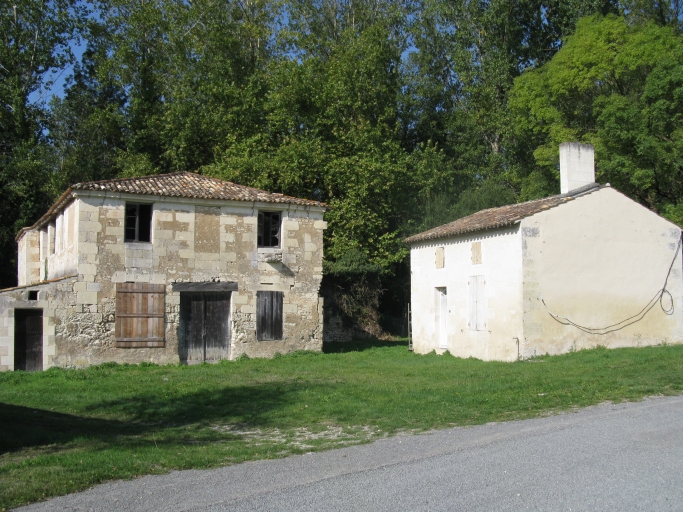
560, 142, 595, 194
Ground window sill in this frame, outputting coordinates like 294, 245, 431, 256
116, 340, 164, 348
257, 248, 282, 263
124, 241, 153, 249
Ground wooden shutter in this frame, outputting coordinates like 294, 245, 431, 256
469, 275, 485, 331
435, 247, 445, 269
115, 283, 165, 347
471, 242, 482, 265
257, 291, 283, 341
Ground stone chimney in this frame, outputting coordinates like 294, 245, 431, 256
560, 142, 595, 194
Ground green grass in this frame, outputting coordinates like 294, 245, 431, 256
2, 341, 683, 509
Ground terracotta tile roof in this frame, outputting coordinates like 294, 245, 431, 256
404, 183, 604, 244
72, 172, 327, 207
17, 172, 326, 240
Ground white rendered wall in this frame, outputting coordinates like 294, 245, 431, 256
409, 225, 524, 361
44, 200, 79, 280
521, 187, 683, 357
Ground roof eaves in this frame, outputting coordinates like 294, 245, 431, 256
404, 183, 604, 245
16, 187, 75, 241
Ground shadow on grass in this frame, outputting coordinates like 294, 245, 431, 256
323, 338, 409, 354
1, 380, 335, 454
0, 403, 134, 453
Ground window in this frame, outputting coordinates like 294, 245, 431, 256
125, 203, 152, 242
257, 291, 283, 340
471, 241, 482, 265
28, 290, 38, 301
115, 283, 165, 347
469, 275, 485, 331
435, 247, 445, 269
258, 211, 281, 247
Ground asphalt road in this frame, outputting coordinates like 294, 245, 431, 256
19, 395, 683, 511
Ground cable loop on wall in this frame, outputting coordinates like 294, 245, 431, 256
540, 237, 681, 335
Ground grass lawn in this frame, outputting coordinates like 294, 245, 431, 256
2, 341, 683, 509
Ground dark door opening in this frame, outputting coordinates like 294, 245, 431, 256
14, 309, 43, 371
180, 292, 231, 363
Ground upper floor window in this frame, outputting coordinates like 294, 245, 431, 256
125, 203, 152, 242
258, 211, 280, 248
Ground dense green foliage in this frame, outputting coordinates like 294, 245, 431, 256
509, 14, 683, 218
2, 342, 683, 509
3, 1, 683, 321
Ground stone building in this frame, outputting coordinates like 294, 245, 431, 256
1, 172, 327, 371
405, 143, 683, 361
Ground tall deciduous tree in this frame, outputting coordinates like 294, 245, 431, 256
509, 15, 683, 222
0, 0, 85, 287
401, 0, 619, 234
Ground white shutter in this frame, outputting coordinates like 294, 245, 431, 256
475, 275, 485, 330
469, 275, 485, 331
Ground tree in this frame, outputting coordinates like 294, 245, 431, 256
0, 0, 85, 287
509, 15, 683, 223
400, 0, 619, 235
48, 33, 127, 192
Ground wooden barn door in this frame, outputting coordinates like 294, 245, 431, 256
180, 292, 231, 363
14, 309, 43, 371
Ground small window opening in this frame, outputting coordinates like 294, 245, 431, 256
28, 290, 38, 301
125, 203, 152, 242
258, 211, 281, 248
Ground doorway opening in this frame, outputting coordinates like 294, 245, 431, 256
14, 309, 43, 371
179, 292, 231, 363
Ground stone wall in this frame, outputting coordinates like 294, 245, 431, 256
2, 193, 327, 370
0, 277, 76, 371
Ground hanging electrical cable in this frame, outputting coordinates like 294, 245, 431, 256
539, 237, 681, 335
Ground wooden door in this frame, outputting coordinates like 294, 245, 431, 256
256, 291, 283, 341
180, 292, 231, 363
204, 294, 231, 361
14, 309, 43, 371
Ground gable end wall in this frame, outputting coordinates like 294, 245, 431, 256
520, 187, 683, 357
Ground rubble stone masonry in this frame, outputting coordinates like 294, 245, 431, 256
1, 192, 326, 370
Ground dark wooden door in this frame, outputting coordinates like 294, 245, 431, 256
14, 309, 43, 371
257, 291, 283, 341
180, 293, 231, 362
204, 294, 231, 361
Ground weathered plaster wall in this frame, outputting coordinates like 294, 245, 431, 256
49, 200, 79, 280
28, 193, 327, 369
17, 230, 40, 286
24, 200, 81, 284
410, 226, 523, 361
521, 187, 683, 357
2, 190, 326, 370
